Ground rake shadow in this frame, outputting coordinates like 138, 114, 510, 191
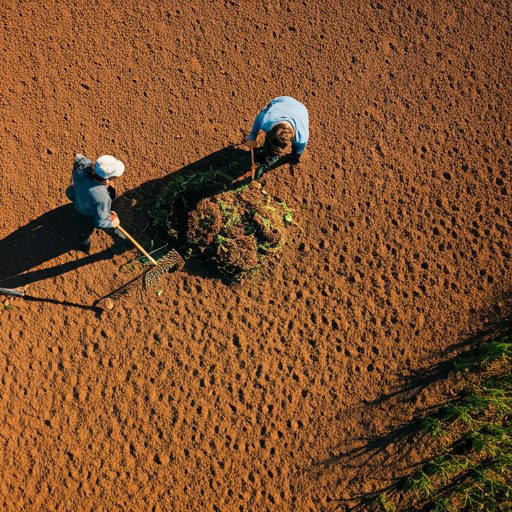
314, 298, 512, 510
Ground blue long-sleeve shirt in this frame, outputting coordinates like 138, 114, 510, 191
248, 96, 309, 155
65, 154, 113, 229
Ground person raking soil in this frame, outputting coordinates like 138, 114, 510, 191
65, 154, 128, 254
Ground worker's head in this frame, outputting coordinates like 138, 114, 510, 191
93, 155, 125, 183
264, 122, 295, 156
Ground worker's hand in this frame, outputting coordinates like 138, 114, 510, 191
238, 140, 257, 151
110, 211, 120, 228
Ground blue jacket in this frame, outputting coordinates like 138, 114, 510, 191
65, 155, 113, 229
249, 96, 309, 155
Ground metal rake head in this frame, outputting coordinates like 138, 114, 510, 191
144, 249, 185, 289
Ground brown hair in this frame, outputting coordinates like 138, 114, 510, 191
91, 169, 108, 184
265, 122, 295, 156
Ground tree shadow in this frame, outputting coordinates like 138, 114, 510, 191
313, 296, 512, 510
360, 303, 512, 410
0, 145, 252, 290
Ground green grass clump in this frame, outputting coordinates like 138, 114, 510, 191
150, 164, 238, 239
454, 339, 512, 372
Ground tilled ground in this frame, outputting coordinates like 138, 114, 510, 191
0, 1, 510, 511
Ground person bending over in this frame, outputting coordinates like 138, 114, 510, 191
244, 96, 309, 167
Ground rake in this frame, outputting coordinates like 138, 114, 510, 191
117, 226, 185, 289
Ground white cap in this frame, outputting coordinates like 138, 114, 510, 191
94, 155, 125, 179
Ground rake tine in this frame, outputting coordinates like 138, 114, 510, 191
144, 249, 185, 289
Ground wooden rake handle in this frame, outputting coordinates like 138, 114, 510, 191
117, 226, 158, 265
251, 147, 257, 180
232, 146, 259, 183
0, 287, 26, 297
232, 170, 253, 183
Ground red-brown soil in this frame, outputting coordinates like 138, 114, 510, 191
1, 1, 510, 511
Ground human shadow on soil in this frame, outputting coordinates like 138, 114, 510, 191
0, 145, 269, 290
315, 298, 512, 511
0, 203, 116, 289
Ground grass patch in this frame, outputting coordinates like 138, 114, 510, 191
360, 332, 512, 511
